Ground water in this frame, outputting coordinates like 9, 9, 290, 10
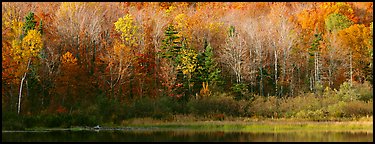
2, 129, 372, 142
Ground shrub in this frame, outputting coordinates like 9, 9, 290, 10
71, 114, 97, 126
128, 97, 155, 118
295, 109, 325, 121
342, 100, 373, 117
327, 101, 346, 118
353, 81, 373, 102
249, 96, 278, 118
43, 114, 63, 127
188, 95, 247, 117
231, 83, 252, 101
336, 82, 359, 102
152, 96, 178, 120
2, 112, 25, 130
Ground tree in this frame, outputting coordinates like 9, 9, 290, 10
337, 24, 372, 84
324, 12, 353, 88
267, 3, 298, 96
100, 40, 133, 100
177, 41, 198, 99
11, 12, 44, 114
158, 25, 184, 98
197, 41, 221, 88
325, 13, 354, 33
221, 25, 246, 84
114, 14, 139, 48
53, 51, 79, 112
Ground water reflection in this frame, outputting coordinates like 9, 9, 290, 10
2, 130, 373, 142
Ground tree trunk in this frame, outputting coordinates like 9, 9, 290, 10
18, 59, 31, 115
350, 51, 353, 86
290, 66, 294, 96
281, 47, 286, 96
274, 45, 278, 96
258, 44, 264, 96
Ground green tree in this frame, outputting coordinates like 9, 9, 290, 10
197, 40, 221, 88
22, 12, 37, 37
159, 25, 183, 65
159, 25, 184, 99
325, 13, 353, 33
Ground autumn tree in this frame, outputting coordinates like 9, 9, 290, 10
337, 24, 372, 85
53, 51, 80, 113
99, 13, 138, 101
10, 12, 44, 114
323, 13, 354, 88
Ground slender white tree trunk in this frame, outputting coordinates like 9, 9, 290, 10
281, 47, 286, 96
350, 51, 353, 86
18, 59, 31, 115
274, 44, 278, 96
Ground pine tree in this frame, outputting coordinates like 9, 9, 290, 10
22, 12, 37, 38
197, 40, 221, 86
159, 25, 182, 65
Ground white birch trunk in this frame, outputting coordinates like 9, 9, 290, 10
18, 59, 31, 115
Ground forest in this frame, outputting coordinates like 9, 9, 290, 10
2, 2, 373, 129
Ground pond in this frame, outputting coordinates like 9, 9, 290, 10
2, 129, 373, 142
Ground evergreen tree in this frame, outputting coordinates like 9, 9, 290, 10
159, 25, 182, 66
22, 12, 37, 38
197, 40, 221, 86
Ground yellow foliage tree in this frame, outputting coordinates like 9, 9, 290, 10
12, 29, 43, 114
114, 14, 139, 48
337, 24, 372, 83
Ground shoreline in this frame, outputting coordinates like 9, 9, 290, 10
4, 118, 372, 132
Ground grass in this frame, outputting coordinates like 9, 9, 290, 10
10, 115, 373, 133
125, 121, 372, 133
109, 115, 373, 133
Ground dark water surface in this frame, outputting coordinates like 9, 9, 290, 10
2, 129, 373, 142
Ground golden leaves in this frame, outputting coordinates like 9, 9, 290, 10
174, 13, 188, 31
338, 24, 372, 61
165, 5, 177, 14
10, 29, 43, 64
10, 19, 24, 38
177, 48, 198, 75
61, 51, 77, 65
207, 22, 224, 33
21, 30, 43, 57
114, 14, 138, 47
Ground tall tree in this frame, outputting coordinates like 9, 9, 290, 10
12, 12, 44, 114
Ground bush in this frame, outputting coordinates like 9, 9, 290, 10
43, 114, 64, 127
327, 101, 346, 118
342, 100, 373, 117
353, 81, 373, 102
152, 96, 177, 120
249, 96, 278, 118
188, 94, 247, 117
2, 112, 25, 130
295, 109, 325, 121
71, 114, 97, 126
23, 115, 43, 128
128, 97, 155, 118
231, 83, 252, 101
336, 82, 359, 102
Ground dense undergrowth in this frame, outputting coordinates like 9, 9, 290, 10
2, 81, 372, 130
